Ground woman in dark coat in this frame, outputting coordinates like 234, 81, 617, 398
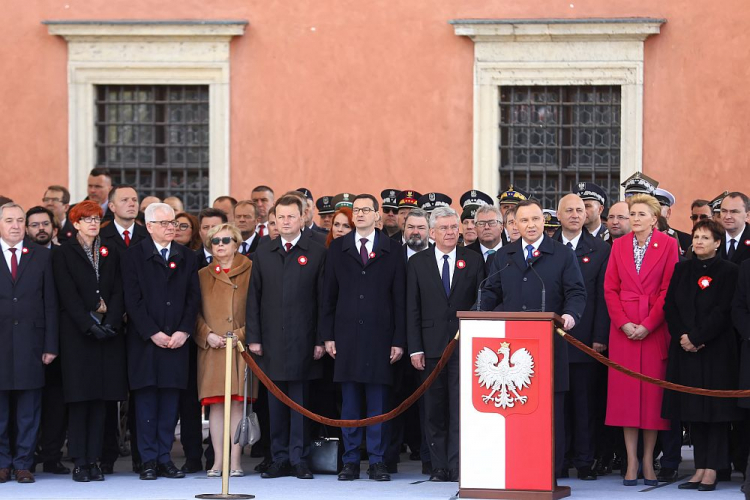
52, 200, 127, 482
662, 219, 742, 491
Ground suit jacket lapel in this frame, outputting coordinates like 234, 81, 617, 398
14, 243, 34, 283
637, 231, 666, 282
450, 247, 469, 296
734, 225, 750, 263
342, 232, 364, 267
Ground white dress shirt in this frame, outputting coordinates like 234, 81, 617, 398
114, 220, 136, 241
561, 232, 582, 251
355, 229, 376, 256
521, 235, 544, 255
1, 238, 23, 272
479, 241, 503, 262
726, 230, 741, 254
435, 246, 457, 289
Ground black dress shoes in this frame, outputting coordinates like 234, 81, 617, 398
43, 461, 71, 475
368, 462, 391, 481
385, 462, 398, 473
577, 466, 597, 481
181, 459, 203, 474
295, 463, 314, 479
99, 462, 114, 475
422, 461, 432, 475
132, 461, 143, 474
338, 463, 360, 481
429, 468, 449, 482
261, 460, 291, 479
72, 466, 90, 482
88, 464, 104, 481
254, 458, 273, 473
157, 461, 185, 478
449, 469, 459, 482
678, 481, 701, 489
698, 482, 717, 491
139, 461, 157, 480
657, 467, 678, 482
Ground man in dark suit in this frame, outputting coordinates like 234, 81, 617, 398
234, 200, 260, 256
121, 203, 201, 480
403, 208, 430, 261
555, 194, 611, 480
196, 208, 228, 269
0, 203, 58, 484
99, 185, 149, 473
465, 204, 507, 270
720, 192, 750, 265
42, 185, 76, 244
478, 199, 586, 478
407, 206, 484, 482
321, 194, 406, 482
84, 168, 115, 223
247, 195, 326, 480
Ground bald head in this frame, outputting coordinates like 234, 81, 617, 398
557, 194, 586, 237
607, 201, 631, 239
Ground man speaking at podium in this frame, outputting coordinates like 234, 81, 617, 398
478, 199, 586, 478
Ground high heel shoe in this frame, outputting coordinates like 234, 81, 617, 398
697, 482, 716, 491
623, 478, 638, 486
644, 478, 659, 486
678, 481, 701, 489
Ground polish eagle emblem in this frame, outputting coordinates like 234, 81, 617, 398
475, 342, 534, 409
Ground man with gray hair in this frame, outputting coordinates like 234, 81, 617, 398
0, 203, 58, 483
403, 208, 430, 260
466, 204, 506, 270
406, 206, 485, 482
121, 203, 201, 480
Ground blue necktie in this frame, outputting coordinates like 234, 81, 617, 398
442, 255, 451, 297
161, 248, 168, 263
566, 242, 573, 250
485, 249, 496, 262
525, 244, 534, 266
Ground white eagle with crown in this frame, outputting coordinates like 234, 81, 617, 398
475, 342, 534, 409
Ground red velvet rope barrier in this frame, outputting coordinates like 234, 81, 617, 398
555, 328, 750, 398
239, 336, 458, 427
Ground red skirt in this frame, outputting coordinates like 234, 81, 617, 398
201, 396, 256, 407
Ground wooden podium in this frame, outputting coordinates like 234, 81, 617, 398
457, 312, 570, 500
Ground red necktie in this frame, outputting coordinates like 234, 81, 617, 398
285, 242, 292, 252
123, 230, 131, 247
259, 224, 265, 237
9, 247, 18, 280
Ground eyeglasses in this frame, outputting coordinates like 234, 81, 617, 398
80, 216, 102, 224
28, 221, 52, 229
149, 220, 178, 228
211, 236, 236, 245
42, 197, 62, 204
382, 208, 397, 215
476, 220, 501, 228
689, 214, 710, 221
352, 207, 375, 215
177, 223, 191, 231
435, 224, 459, 232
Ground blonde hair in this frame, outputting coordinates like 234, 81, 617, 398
627, 194, 661, 219
205, 223, 242, 251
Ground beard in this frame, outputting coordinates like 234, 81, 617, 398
406, 234, 427, 252
32, 232, 51, 245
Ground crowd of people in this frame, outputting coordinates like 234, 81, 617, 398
1, 167, 750, 495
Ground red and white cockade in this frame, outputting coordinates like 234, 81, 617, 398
698, 276, 712, 290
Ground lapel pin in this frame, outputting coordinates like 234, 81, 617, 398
532, 250, 541, 258
698, 276, 712, 290
169, 262, 177, 269
298, 255, 308, 266
653, 242, 659, 248
582, 256, 590, 263
456, 260, 466, 269
745, 240, 750, 246
21, 247, 29, 254
99, 246, 109, 257
369, 252, 376, 259
214, 265, 222, 274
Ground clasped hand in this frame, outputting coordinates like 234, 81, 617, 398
680, 334, 704, 353
621, 322, 650, 340
151, 331, 189, 349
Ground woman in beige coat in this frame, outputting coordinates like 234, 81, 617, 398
195, 223, 252, 477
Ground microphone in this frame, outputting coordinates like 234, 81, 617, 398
527, 258, 546, 313
476, 262, 510, 311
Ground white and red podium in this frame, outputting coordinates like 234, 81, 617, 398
457, 312, 570, 500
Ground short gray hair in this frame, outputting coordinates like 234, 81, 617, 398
404, 208, 429, 226
429, 206, 459, 228
145, 202, 175, 222
0, 202, 25, 220
474, 204, 502, 223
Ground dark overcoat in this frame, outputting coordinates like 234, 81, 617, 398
553, 230, 611, 363
721, 223, 750, 265
478, 236, 587, 392
121, 239, 201, 390
246, 231, 325, 381
0, 240, 58, 390
320, 229, 406, 385
662, 256, 743, 421
99, 221, 149, 251
52, 238, 127, 403
732, 259, 750, 408
406, 246, 485, 357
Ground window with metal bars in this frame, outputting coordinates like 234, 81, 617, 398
499, 85, 621, 210
95, 85, 210, 213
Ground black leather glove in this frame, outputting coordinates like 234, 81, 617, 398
88, 323, 109, 340
102, 324, 118, 338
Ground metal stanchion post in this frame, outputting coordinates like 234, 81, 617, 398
196, 333, 254, 499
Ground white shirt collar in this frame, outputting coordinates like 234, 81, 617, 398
589, 223, 603, 237
435, 246, 457, 263
562, 231, 582, 250
280, 232, 302, 249
1, 238, 23, 253
154, 241, 173, 255
242, 232, 257, 247
522, 235, 544, 252
114, 220, 135, 238
356, 229, 376, 242
479, 241, 502, 255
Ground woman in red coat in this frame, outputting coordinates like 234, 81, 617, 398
604, 193, 679, 486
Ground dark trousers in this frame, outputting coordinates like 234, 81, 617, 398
35, 359, 67, 466
658, 418, 683, 469
127, 392, 141, 465
341, 382, 389, 465
254, 385, 272, 460
100, 401, 120, 464
422, 351, 459, 470
68, 400, 106, 467
133, 387, 180, 464
555, 392, 566, 477
268, 381, 310, 466
178, 342, 204, 464
0, 389, 42, 470
691, 422, 729, 470
565, 363, 598, 469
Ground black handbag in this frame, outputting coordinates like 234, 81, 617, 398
308, 427, 343, 474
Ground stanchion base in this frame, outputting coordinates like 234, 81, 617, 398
195, 494, 255, 499
459, 486, 570, 499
